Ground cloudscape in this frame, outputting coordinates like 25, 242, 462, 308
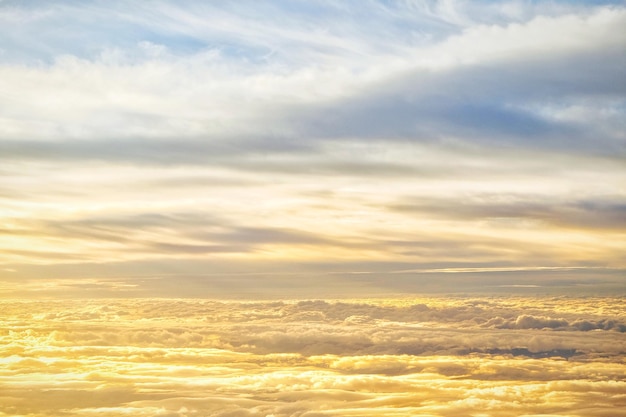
2, 297, 625, 416
0, 0, 624, 416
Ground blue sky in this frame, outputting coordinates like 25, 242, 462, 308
0, 0, 624, 297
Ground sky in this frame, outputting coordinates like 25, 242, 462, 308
1, 2, 625, 416
0, 0, 625, 297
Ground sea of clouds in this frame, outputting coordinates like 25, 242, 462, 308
1, 296, 624, 416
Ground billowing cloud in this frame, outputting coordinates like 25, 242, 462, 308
1, 297, 625, 416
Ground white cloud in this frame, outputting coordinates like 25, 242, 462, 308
0, 1, 624, 289
1, 5, 623, 144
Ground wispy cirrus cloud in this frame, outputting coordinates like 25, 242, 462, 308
0, 0, 624, 292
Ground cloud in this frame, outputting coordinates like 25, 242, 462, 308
5, 296, 625, 354
1, 6, 624, 163
1, 3, 625, 414
2, 296, 625, 416
486, 314, 626, 332
0, 1, 624, 294
390, 195, 626, 231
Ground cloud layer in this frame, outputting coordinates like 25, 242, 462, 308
1, 296, 625, 416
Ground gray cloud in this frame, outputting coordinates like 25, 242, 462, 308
1, 8, 624, 171
390, 195, 626, 231
295, 45, 626, 154
2, 256, 624, 299
0, 211, 341, 261
2, 43, 624, 169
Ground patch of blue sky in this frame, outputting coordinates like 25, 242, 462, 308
458, 0, 625, 7
550, 0, 625, 5
0, 30, 202, 66
0, 13, 209, 65
2, 0, 624, 66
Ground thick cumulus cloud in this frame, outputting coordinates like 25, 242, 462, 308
487, 314, 626, 332
1, 296, 625, 416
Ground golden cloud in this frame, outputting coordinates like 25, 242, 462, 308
1, 297, 624, 416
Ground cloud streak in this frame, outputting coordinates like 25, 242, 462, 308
0, 0, 625, 292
